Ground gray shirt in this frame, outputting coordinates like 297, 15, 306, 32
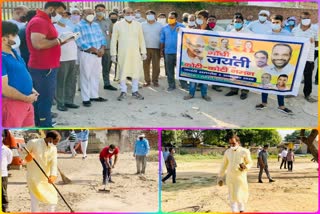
142, 21, 163, 49
259, 150, 268, 165
94, 17, 112, 49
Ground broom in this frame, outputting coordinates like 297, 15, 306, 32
58, 167, 72, 184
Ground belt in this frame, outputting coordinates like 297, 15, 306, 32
80, 50, 97, 55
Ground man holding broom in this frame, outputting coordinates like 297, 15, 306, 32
22, 130, 61, 212
218, 133, 253, 213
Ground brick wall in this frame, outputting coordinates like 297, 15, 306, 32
127, 3, 318, 23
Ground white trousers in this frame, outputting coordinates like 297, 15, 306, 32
81, 140, 88, 157
231, 202, 245, 212
79, 52, 102, 101
120, 79, 139, 93
69, 141, 77, 156
30, 192, 56, 212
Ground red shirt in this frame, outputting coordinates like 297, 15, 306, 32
99, 146, 119, 159
26, 10, 60, 69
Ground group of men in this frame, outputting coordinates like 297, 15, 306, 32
2, 3, 319, 127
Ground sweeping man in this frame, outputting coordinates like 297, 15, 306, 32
22, 130, 61, 212
218, 134, 253, 213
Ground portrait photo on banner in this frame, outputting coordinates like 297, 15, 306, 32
176, 28, 311, 96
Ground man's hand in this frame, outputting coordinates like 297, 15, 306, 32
160, 49, 164, 58
239, 163, 247, 171
310, 37, 315, 43
97, 48, 105, 57
141, 54, 147, 61
48, 175, 57, 184
25, 93, 38, 103
111, 56, 117, 63
260, 163, 265, 169
218, 179, 223, 186
25, 152, 34, 162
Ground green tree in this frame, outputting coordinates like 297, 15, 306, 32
284, 130, 312, 142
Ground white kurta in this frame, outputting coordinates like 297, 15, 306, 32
110, 20, 147, 81
24, 139, 58, 204
219, 147, 253, 203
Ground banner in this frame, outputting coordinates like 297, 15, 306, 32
176, 28, 311, 95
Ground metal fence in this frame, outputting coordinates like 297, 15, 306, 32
1, 1, 128, 20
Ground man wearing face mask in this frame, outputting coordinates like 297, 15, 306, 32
74, 8, 108, 107
26, 2, 67, 127
99, 144, 119, 187
186, 14, 196, 29
246, 10, 272, 34
142, 10, 163, 87
133, 134, 150, 175
8, 5, 29, 29
2, 21, 39, 128
218, 133, 253, 213
207, 15, 225, 32
69, 8, 81, 30
111, 7, 147, 101
157, 13, 167, 26
134, 9, 146, 23
270, 15, 292, 36
160, 11, 187, 91
182, 12, 190, 27
284, 16, 296, 32
292, 12, 318, 103
258, 144, 275, 183
22, 130, 61, 212
94, 4, 117, 91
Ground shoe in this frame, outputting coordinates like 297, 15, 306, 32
82, 101, 91, 107
127, 77, 132, 81
153, 82, 160, 87
202, 95, 211, 101
51, 112, 58, 118
135, 172, 140, 175
109, 180, 115, 183
278, 107, 293, 115
117, 92, 127, 101
104, 85, 117, 91
57, 104, 68, 111
240, 93, 248, 100
167, 87, 176, 91
82, 156, 87, 160
258, 180, 263, 183
255, 104, 267, 110
132, 92, 144, 100
225, 91, 238, 96
305, 96, 318, 103
162, 180, 165, 184
212, 85, 223, 92
183, 94, 194, 100
90, 97, 108, 102
65, 103, 79, 109
269, 179, 275, 183
143, 83, 151, 87
285, 95, 295, 98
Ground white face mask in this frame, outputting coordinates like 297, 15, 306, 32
157, 18, 166, 25
196, 18, 203, 25
301, 18, 311, 26
135, 13, 141, 18
108, 150, 114, 154
146, 14, 155, 21
231, 145, 239, 151
272, 23, 281, 31
86, 14, 95, 23
188, 21, 196, 27
51, 13, 62, 23
12, 36, 21, 49
125, 15, 134, 22
259, 15, 267, 22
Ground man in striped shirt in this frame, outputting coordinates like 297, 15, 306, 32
74, 8, 107, 107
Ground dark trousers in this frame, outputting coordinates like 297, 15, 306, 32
56, 60, 77, 106
100, 158, 112, 184
258, 164, 272, 181
2, 177, 8, 212
162, 168, 176, 183
165, 54, 187, 89
303, 61, 314, 97
287, 161, 293, 171
102, 49, 112, 86
230, 88, 249, 94
29, 68, 57, 127
280, 157, 287, 169
262, 93, 285, 107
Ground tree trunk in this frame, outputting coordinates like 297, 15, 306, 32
300, 129, 318, 162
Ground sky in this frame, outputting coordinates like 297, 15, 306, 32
277, 129, 295, 140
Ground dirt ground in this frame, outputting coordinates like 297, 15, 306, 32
7, 152, 159, 212
54, 60, 318, 128
161, 157, 318, 212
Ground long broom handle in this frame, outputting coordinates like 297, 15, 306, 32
23, 147, 74, 213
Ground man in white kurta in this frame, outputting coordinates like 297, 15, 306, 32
23, 131, 61, 212
110, 7, 147, 101
218, 134, 253, 213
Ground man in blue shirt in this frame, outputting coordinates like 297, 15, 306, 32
74, 8, 107, 107
79, 129, 89, 159
133, 134, 150, 174
2, 21, 39, 128
160, 11, 188, 91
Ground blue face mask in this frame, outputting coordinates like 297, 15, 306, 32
234, 22, 243, 29
245, 20, 251, 25
59, 18, 70, 25
288, 20, 295, 26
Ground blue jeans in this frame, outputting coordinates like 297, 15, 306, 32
29, 68, 57, 127
100, 158, 112, 184
189, 82, 208, 97
165, 54, 187, 89
262, 93, 284, 107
